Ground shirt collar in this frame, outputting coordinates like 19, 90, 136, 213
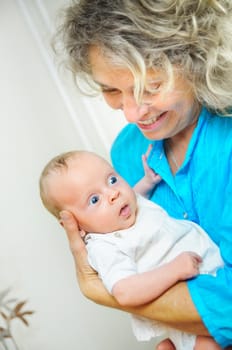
147, 106, 209, 180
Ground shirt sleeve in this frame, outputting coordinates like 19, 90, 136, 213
187, 117, 232, 348
218, 170, 232, 265
86, 239, 137, 293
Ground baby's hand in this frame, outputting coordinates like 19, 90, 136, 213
173, 252, 202, 280
142, 144, 161, 186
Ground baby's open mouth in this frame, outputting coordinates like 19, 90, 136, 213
120, 204, 131, 217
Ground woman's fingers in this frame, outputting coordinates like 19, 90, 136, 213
59, 210, 86, 254
59, 211, 98, 298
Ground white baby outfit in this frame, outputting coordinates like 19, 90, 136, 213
85, 195, 223, 350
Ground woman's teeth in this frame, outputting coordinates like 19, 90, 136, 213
138, 116, 158, 125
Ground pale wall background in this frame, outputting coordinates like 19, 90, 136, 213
0, 1, 155, 349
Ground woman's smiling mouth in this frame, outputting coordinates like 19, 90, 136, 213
137, 111, 168, 129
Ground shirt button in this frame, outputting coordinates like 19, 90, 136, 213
183, 212, 188, 219
114, 232, 121, 238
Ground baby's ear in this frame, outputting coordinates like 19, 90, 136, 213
59, 219, 64, 227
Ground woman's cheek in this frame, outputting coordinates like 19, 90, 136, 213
103, 93, 121, 110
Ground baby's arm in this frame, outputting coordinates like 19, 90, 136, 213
112, 251, 202, 307
61, 211, 208, 335
133, 144, 161, 198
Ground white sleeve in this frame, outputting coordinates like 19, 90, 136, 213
86, 239, 137, 293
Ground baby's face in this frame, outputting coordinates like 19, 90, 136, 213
49, 153, 137, 233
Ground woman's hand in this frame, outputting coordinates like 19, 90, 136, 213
59, 210, 118, 305
60, 210, 86, 255
59, 210, 208, 335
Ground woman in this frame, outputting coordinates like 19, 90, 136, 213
55, 0, 232, 348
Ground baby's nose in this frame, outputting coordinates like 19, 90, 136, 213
108, 189, 119, 203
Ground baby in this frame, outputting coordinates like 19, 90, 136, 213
39, 150, 223, 350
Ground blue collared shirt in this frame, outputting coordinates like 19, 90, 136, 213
111, 107, 232, 347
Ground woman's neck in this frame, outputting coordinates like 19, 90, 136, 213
165, 120, 198, 174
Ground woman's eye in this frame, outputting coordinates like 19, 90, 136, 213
101, 88, 120, 95
144, 82, 161, 95
89, 195, 99, 205
152, 82, 161, 90
143, 89, 153, 97
108, 175, 118, 185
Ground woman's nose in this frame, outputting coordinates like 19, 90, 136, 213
122, 95, 150, 123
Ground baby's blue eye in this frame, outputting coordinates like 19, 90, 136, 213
89, 195, 99, 205
108, 175, 118, 185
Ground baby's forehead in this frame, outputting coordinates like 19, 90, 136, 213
73, 152, 112, 168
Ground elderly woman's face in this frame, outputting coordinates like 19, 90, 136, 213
89, 46, 200, 141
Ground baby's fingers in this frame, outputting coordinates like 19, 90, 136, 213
190, 252, 203, 264
141, 154, 150, 172
145, 144, 153, 158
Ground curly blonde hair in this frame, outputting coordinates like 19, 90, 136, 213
54, 0, 232, 115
